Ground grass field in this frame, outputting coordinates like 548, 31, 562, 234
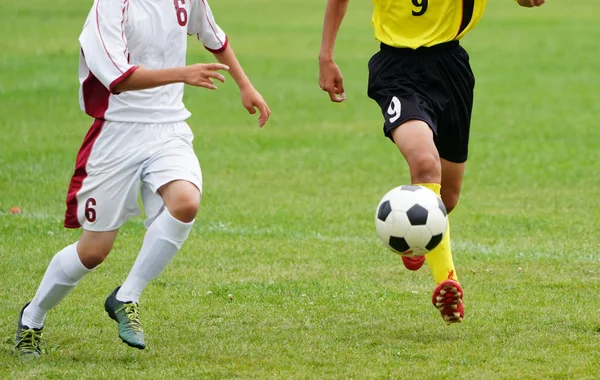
2, 0, 600, 378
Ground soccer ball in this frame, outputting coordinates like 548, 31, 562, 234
375, 185, 448, 257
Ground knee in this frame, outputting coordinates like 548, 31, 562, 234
167, 192, 200, 223
77, 240, 113, 269
408, 153, 441, 184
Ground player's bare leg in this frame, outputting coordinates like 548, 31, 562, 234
106, 180, 200, 349
392, 120, 442, 184
391, 120, 440, 271
16, 230, 117, 357
391, 120, 464, 323
440, 159, 465, 214
159, 180, 201, 223
78, 230, 120, 268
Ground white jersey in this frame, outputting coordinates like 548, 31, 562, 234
78, 0, 227, 123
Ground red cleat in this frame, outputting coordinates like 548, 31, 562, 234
432, 279, 464, 324
401, 255, 426, 271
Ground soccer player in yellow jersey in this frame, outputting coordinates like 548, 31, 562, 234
319, 0, 545, 324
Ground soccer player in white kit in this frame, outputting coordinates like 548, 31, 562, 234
15, 0, 270, 357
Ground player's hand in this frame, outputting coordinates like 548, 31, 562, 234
241, 86, 271, 128
182, 63, 230, 90
319, 58, 346, 103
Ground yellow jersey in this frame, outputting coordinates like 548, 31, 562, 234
372, 0, 487, 49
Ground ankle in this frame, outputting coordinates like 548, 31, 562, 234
22, 303, 46, 329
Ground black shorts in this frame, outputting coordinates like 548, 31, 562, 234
367, 41, 475, 163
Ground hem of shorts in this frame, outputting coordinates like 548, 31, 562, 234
384, 117, 434, 139
383, 118, 467, 163
147, 177, 202, 195
439, 155, 468, 164
66, 211, 141, 232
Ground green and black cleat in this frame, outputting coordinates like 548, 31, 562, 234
104, 286, 146, 349
15, 302, 44, 359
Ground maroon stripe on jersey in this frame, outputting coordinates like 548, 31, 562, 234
204, 35, 228, 53
200, 0, 224, 46
81, 65, 136, 118
64, 119, 106, 229
96, 0, 125, 74
82, 71, 110, 119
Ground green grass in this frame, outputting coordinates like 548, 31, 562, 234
2, 1, 600, 378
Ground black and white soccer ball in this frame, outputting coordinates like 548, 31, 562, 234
375, 185, 448, 257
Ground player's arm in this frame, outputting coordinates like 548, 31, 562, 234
516, 0, 545, 7
211, 45, 271, 127
319, 0, 349, 103
113, 64, 230, 93
189, 0, 270, 127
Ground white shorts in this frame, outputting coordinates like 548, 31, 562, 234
64, 120, 202, 232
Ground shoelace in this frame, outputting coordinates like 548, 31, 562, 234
16, 329, 43, 354
118, 303, 143, 332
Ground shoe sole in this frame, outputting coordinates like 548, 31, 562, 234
433, 281, 464, 324
119, 335, 146, 350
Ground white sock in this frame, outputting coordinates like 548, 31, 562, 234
22, 242, 92, 329
117, 208, 193, 303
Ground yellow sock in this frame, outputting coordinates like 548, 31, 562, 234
416, 183, 458, 284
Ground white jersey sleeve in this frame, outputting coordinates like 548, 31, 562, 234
188, 0, 228, 53
79, 0, 137, 93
